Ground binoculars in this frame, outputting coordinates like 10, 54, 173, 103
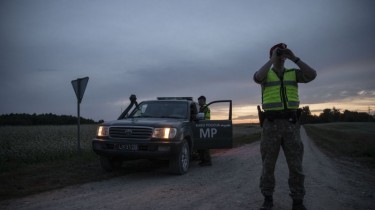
276, 48, 287, 56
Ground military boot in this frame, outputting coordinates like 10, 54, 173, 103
260, 195, 273, 210
292, 199, 307, 210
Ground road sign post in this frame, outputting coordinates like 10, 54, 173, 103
71, 77, 89, 154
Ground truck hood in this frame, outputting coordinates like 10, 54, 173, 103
103, 118, 187, 128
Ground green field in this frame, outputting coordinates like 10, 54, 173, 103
304, 122, 375, 166
0, 124, 261, 200
0, 125, 97, 171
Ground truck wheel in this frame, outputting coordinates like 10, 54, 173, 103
100, 156, 122, 172
169, 139, 190, 175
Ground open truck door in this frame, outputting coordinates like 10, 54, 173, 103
193, 100, 233, 149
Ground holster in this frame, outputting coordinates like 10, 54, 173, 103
257, 105, 265, 127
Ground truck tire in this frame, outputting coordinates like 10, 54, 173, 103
169, 139, 190, 175
100, 156, 122, 172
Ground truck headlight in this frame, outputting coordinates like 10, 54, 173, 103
152, 128, 177, 139
97, 126, 109, 137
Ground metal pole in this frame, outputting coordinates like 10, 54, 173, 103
77, 80, 81, 154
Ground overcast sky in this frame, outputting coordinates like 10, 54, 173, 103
1, 0, 375, 123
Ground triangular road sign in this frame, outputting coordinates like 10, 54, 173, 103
71, 77, 89, 103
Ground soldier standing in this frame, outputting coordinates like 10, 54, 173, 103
253, 43, 317, 210
197, 95, 212, 166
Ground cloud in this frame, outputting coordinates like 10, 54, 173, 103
357, 90, 375, 96
1, 0, 375, 122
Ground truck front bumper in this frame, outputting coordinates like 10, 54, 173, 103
92, 138, 183, 159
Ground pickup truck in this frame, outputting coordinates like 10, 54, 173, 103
92, 95, 232, 175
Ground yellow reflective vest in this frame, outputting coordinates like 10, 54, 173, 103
200, 105, 211, 120
262, 69, 300, 111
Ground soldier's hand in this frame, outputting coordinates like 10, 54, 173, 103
282, 48, 297, 61
270, 48, 279, 63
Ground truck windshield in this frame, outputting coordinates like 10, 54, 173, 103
129, 101, 188, 119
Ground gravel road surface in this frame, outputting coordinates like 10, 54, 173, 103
1, 127, 374, 210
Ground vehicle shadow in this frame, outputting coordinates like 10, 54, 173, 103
113, 158, 204, 177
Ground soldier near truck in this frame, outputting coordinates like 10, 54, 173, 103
197, 95, 212, 166
253, 43, 317, 210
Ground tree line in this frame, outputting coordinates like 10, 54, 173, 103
1, 107, 373, 126
0, 113, 98, 126
299, 106, 374, 124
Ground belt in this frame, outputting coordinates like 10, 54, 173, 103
264, 110, 297, 119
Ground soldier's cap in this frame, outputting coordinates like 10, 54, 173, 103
270, 43, 287, 57
198, 95, 206, 100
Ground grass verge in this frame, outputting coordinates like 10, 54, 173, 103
304, 122, 375, 167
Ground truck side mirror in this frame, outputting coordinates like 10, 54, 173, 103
196, 113, 205, 120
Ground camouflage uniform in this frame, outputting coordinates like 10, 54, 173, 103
254, 64, 314, 201
255, 43, 316, 210
260, 118, 305, 200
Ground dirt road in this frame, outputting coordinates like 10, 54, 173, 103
1, 127, 374, 210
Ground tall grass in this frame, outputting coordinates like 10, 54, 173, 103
0, 125, 98, 171
233, 124, 261, 146
304, 122, 375, 165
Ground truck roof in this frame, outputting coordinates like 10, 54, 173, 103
156, 97, 193, 101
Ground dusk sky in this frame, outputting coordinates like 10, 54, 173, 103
1, 0, 375, 123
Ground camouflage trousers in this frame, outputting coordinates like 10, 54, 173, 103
260, 119, 306, 200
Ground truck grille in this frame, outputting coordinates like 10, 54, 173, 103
109, 126, 153, 140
